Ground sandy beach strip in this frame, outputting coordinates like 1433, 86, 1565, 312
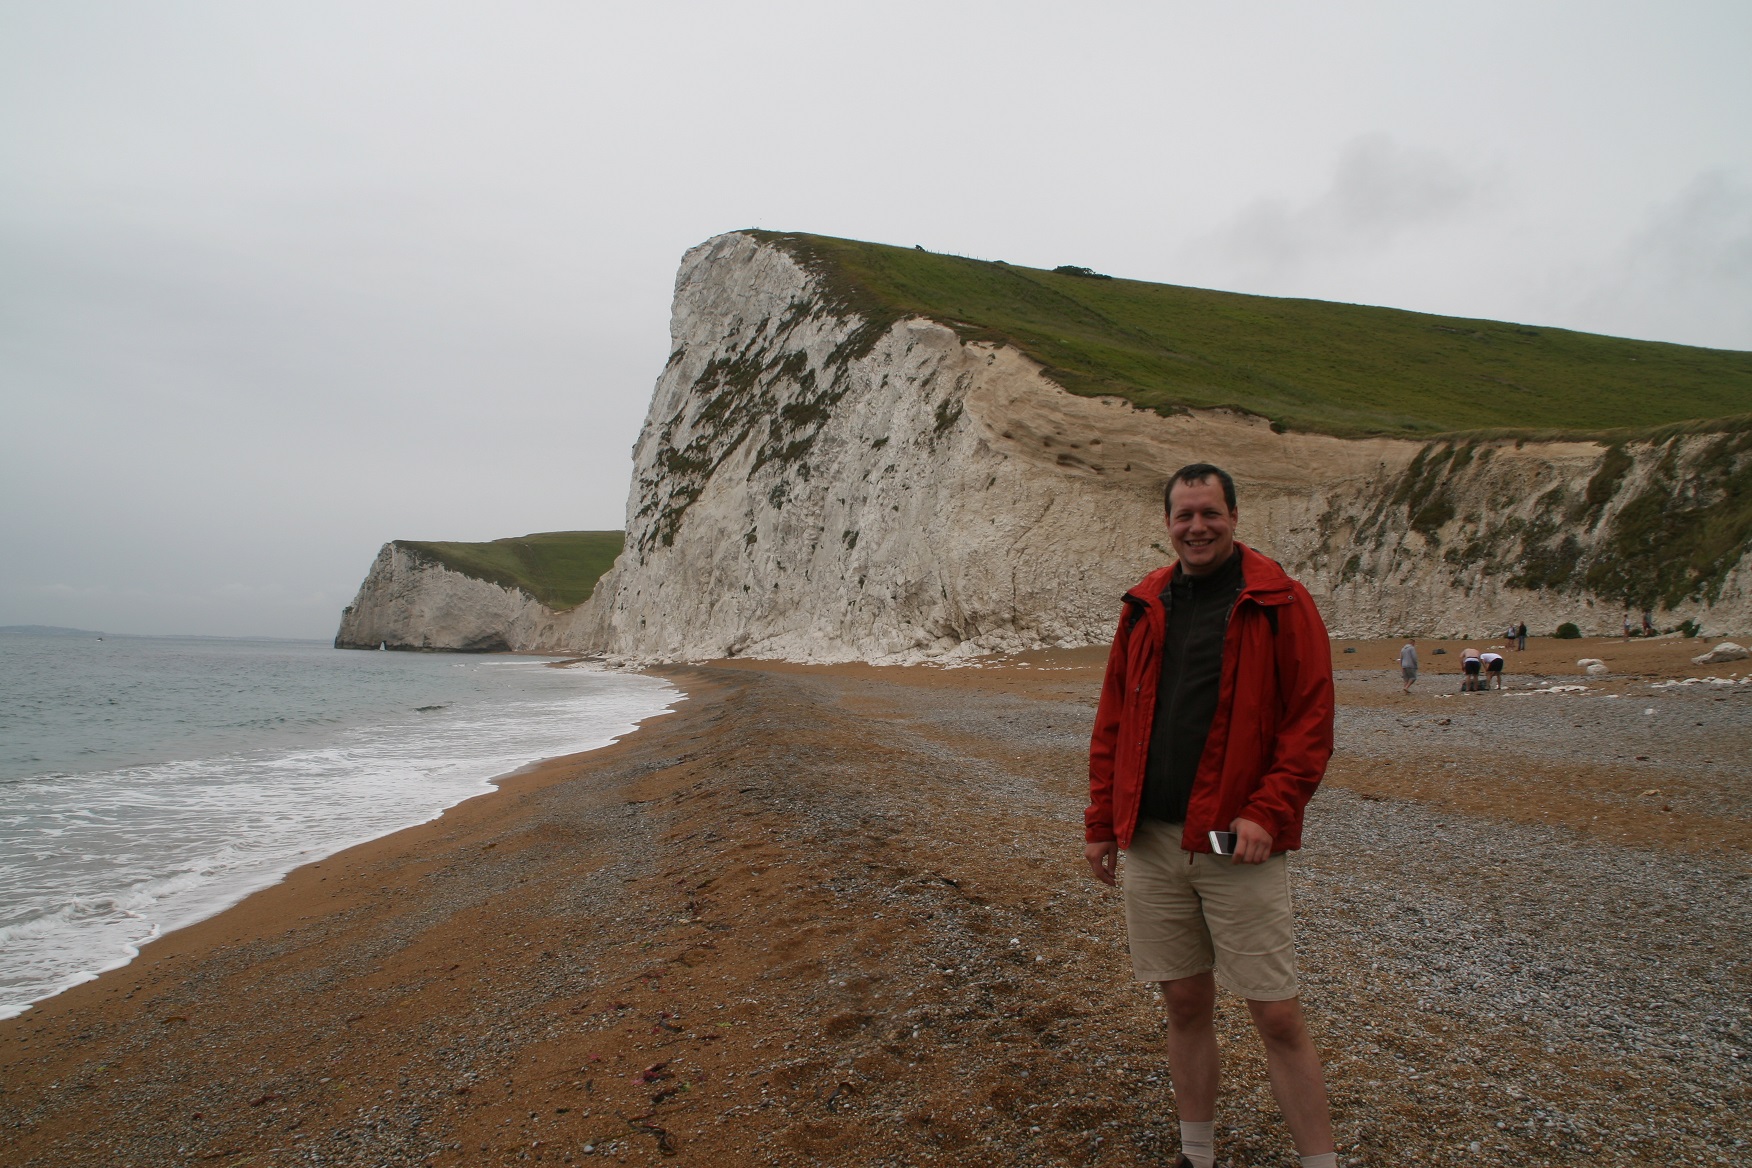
1, 639, 1746, 1167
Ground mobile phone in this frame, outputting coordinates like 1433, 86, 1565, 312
1208, 830, 1238, 855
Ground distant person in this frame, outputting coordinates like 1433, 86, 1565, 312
1399, 638, 1419, 693
1516, 622, 1527, 651
1623, 614, 1633, 640
1480, 650, 1505, 690
1085, 462, 1338, 1168
1642, 610, 1656, 637
1461, 647, 1483, 692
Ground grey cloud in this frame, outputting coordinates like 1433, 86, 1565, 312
1184, 135, 1479, 282
1622, 172, 1752, 285
1570, 172, 1752, 349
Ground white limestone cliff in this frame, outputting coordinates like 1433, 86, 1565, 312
335, 543, 566, 652
337, 231, 1750, 658
562, 231, 1751, 661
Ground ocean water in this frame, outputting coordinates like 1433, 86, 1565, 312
0, 631, 678, 1019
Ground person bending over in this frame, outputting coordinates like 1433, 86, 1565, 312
1460, 647, 1482, 692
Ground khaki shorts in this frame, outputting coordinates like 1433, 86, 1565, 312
1122, 818, 1300, 1001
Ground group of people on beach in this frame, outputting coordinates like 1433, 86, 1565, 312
1397, 637, 1510, 693
1459, 647, 1505, 691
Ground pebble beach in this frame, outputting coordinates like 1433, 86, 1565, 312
1, 636, 1746, 1167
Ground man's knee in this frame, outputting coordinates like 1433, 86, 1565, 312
1158, 973, 1216, 1029
1246, 996, 1310, 1048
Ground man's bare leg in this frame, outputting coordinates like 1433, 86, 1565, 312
1246, 996, 1334, 1156
1161, 973, 1219, 1119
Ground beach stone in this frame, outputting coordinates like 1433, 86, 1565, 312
1586, 662, 1609, 676
1690, 642, 1749, 665
1577, 658, 1604, 668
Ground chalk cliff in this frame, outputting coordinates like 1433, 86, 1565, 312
562, 233, 1751, 659
336, 543, 565, 652
340, 231, 1751, 658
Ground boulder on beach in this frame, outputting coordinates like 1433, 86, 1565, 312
1586, 662, 1609, 675
1577, 658, 1604, 668
1691, 642, 1749, 665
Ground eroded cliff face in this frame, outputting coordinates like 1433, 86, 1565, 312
569, 232, 1750, 661
1297, 429, 1752, 638
341, 233, 1748, 657
335, 543, 565, 652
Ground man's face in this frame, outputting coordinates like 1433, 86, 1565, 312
1166, 477, 1238, 576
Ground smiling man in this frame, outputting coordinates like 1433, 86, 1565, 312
1084, 463, 1337, 1168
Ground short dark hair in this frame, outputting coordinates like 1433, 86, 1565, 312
1165, 463, 1237, 512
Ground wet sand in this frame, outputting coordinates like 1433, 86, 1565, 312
1, 638, 1746, 1167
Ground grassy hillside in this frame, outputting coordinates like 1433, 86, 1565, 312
751, 231, 1752, 437
397, 531, 622, 612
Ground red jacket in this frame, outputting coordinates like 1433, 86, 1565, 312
1085, 543, 1334, 854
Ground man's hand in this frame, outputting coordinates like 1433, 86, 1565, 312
1230, 817, 1273, 864
1084, 840, 1118, 886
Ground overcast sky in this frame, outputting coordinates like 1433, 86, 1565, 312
4, 1, 1749, 638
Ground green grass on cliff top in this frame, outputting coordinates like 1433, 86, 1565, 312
396, 531, 622, 612
750, 231, 1752, 437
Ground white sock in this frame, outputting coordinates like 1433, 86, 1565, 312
1298, 1154, 1338, 1168
1179, 1119, 1215, 1168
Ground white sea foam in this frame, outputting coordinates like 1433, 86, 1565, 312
0, 646, 677, 1019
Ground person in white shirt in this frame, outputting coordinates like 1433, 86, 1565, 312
1480, 650, 1505, 690
1399, 639, 1418, 693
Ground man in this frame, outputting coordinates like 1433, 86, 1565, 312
1480, 649, 1505, 690
1084, 463, 1337, 1168
1516, 621, 1527, 651
1460, 647, 1483, 692
1400, 638, 1419, 692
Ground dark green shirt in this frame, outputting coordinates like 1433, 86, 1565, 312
1141, 549, 1245, 824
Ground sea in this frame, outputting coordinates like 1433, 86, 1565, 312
0, 629, 678, 1019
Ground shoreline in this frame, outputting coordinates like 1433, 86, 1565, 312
2, 644, 1744, 1166
0, 665, 688, 1024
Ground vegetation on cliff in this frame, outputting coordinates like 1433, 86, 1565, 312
1582, 426, 1752, 607
750, 231, 1752, 438
397, 531, 623, 611
1347, 423, 1752, 610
